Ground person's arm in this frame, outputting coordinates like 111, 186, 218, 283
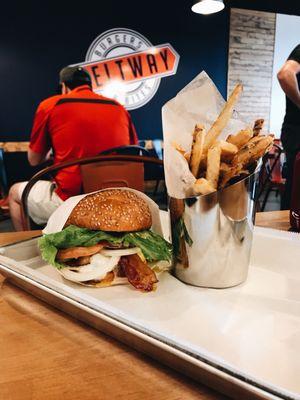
277, 60, 300, 109
28, 99, 55, 166
28, 148, 49, 166
126, 111, 138, 144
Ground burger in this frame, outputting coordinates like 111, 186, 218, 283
39, 189, 173, 292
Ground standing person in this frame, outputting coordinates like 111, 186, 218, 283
9, 66, 138, 230
277, 44, 300, 209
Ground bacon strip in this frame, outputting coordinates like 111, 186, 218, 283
119, 254, 158, 292
56, 243, 103, 261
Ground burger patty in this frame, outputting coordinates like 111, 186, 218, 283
65, 256, 91, 267
56, 240, 130, 263
57, 249, 158, 292
56, 243, 104, 261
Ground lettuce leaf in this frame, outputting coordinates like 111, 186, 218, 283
122, 231, 172, 264
38, 225, 172, 269
172, 218, 193, 257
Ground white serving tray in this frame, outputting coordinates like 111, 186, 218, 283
0, 216, 299, 400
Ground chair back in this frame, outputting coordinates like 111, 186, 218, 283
265, 143, 284, 183
256, 141, 285, 211
21, 154, 163, 230
100, 145, 150, 156
81, 161, 144, 193
100, 144, 164, 182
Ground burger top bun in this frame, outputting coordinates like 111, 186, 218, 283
65, 189, 152, 232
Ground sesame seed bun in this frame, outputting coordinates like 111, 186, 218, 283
65, 189, 152, 232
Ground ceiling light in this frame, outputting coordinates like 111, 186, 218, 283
191, 0, 225, 15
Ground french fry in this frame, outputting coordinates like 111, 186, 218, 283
233, 135, 274, 167
247, 134, 267, 146
220, 161, 248, 180
219, 163, 243, 188
181, 80, 273, 196
226, 128, 253, 149
253, 119, 264, 136
239, 168, 250, 176
184, 152, 191, 162
189, 124, 205, 178
172, 141, 186, 156
203, 84, 243, 153
252, 135, 274, 158
220, 135, 273, 188
219, 140, 238, 161
232, 142, 256, 166
220, 161, 231, 173
206, 144, 221, 189
172, 141, 191, 164
193, 178, 215, 195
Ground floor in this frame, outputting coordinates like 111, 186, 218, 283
0, 218, 13, 232
262, 190, 281, 212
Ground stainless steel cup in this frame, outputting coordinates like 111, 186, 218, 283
169, 167, 260, 288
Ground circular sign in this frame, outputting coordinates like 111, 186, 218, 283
86, 28, 161, 110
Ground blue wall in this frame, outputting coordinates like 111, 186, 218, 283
0, 2, 230, 141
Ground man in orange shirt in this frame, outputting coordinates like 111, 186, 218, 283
9, 66, 138, 230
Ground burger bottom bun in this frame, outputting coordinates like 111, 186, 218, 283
57, 269, 128, 288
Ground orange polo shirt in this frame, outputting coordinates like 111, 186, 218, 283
29, 85, 138, 200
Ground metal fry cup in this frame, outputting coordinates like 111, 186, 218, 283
169, 166, 260, 288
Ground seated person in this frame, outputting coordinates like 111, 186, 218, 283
9, 66, 138, 230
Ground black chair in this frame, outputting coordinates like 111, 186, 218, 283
101, 144, 150, 156
256, 142, 285, 211
21, 154, 165, 230
100, 145, 165, 199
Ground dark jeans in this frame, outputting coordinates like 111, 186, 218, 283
281, 151, 298, 210
281, 123, 300, 209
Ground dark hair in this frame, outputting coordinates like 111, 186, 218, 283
64, 80, 92, 90
59, 66, 92, 90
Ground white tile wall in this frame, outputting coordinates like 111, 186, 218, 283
228, 8, 276, 131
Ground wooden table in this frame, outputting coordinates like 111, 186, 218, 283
0, 141, 29, 152
0, 211, 290, 400
255, 210, 290, 231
